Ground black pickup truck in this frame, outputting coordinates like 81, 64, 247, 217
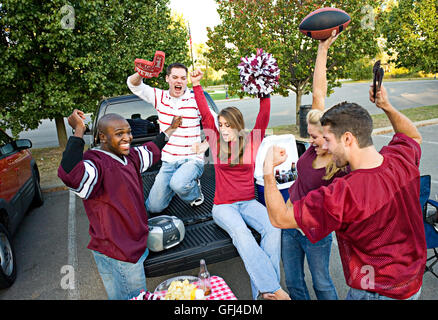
87, 92, 308, 277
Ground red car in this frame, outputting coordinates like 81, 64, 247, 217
0, 129, 43, 289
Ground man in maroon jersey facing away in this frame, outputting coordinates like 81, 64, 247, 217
58, 109, 181, 299
263, 84, 426, 300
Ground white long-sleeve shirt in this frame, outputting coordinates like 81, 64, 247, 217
127, 76, 204, 163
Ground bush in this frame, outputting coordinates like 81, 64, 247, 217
385, 67, 421, 78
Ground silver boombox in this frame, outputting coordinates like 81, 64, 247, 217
147, 215, 185, 252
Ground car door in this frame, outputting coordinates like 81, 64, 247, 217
15, 145, 32, 194
0, 131, 21, 206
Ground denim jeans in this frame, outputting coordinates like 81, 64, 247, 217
346, 287, 422, 300
92, 248, 149, 300
146, 159, 204, 213
282, 229, 338, 300
212, 199, 282, 300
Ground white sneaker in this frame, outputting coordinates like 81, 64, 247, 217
190, 179, 204, 207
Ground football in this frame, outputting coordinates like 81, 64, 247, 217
299, 7, 351, 40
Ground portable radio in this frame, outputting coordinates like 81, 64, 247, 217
147, 215, 185, 252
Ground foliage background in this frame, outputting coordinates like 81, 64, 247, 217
206, 0, 382, 125
0, 0, 190, 145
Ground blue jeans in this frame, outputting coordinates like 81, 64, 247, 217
212, 200, 282, 300
92, 248, 149, 300
346, 287, 422, 300
146, 159, 204, 213
282, 229, 338, 300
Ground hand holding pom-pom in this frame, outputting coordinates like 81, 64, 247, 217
238, 48, 280, 97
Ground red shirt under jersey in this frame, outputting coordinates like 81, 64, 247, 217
193, 85, 270, 205
293, 133, 426, 299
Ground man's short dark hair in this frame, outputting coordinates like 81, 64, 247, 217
166, 62, 188, 76
98, 113, 126, 134
320, 102, 373, 148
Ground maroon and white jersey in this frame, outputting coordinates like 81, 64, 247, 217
58, 137, 161, 263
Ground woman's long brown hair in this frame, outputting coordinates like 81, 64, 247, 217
217, 107, 246, 166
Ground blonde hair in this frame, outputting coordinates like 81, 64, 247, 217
306, 109, 344, 181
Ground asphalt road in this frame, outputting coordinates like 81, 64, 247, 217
219, 79, 438, 128
1, 125, 437, 301
11, 79, 438, 148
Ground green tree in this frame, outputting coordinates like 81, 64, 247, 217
207, 0, 381, 127
380, 0, 437, 76
191, 43, 224, 87
0, 0, 190, 147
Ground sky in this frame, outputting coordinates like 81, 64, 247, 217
169, 0, 221, 44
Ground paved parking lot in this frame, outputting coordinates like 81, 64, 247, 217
1, 125, 437, 301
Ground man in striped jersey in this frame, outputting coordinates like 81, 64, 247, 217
58, 109, 181, 299
127, 62, 206, 213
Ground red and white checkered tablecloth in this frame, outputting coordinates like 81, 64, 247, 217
206, 276, 237, 300
130, 275, 237, 300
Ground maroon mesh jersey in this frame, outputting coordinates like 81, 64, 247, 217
58, 142, 161, 263
293, 133, 426, 299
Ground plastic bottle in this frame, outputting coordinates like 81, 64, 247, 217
198, 259, 211, 296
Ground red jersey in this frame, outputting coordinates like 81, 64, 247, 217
193, 85, 270, 205
293, 133, 426, 299
58, 139, 161, 263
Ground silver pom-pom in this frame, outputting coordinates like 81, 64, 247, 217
238, 48, 280, 96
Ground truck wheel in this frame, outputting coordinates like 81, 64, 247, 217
0, 223, 17, 289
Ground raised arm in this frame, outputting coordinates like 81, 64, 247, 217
252, 95, 271, 137
59, 109, 87, 174
128, 72, 143, 87
369, 84, 422, 145
263, 145, 298, 229
190, 70, 218, 133
312, 30, 339, 111
58, 109, 101, 199
126, 73, 157, 105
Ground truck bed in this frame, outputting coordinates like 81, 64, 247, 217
142, 164, 261, 277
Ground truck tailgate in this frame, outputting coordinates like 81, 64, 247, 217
142, 164, 260, 277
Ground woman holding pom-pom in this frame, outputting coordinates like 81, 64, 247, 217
190, 58, 289, 300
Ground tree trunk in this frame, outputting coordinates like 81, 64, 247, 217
295, 89, 302, 127
55, 116, 68, 148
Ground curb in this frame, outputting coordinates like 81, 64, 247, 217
372, 118, 438, 136
215, 97, 252, 103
